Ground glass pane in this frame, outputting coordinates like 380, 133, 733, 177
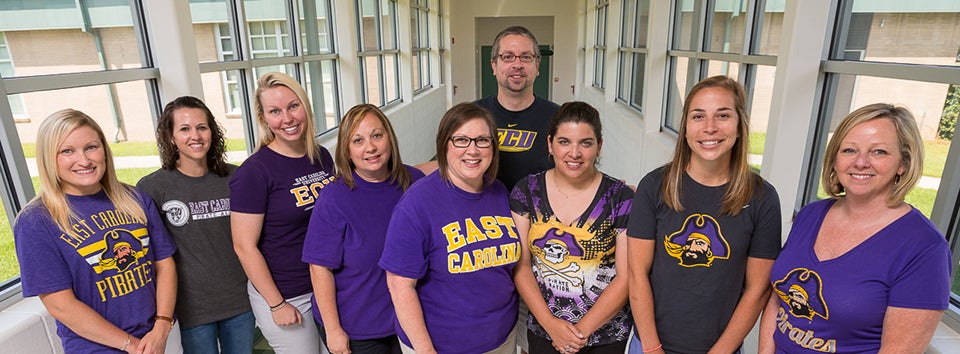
196, 71, 250, 158
17, 83, 156, 180
419, 10, 429, 47
596, 5, 607, 46
814, 74, 954, 218
412, 52, 422, 90
631, 52, 647, 108
382, 0, 398, 51
384, 53, 399, 103
0, 181, 16, 282
190, 0, 231, 57
594, 49, 605, 88
838, 2, 960, 65
706, 0, 747, 53
304, 60, 339, 133
244, 0, 292, 57
205, 22, 236, 64
705, 60, 740, 78
618, 52, 631, 101
420, 52, 431, 89
665, 56, 693, 131
254, 64, 296, 83
361, 55, 383, 106
0, 2, 145, 76
358, 0, 379, 51
748, 65, 776, 171
8, 94, 27, 117
753, 0, 783, 55
411, 8, 421, 47
673, 0, 697, 51
636, 0, 650, 48
620, 0, 636, 47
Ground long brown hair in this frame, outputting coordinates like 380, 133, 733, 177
662, 75, 760, 216
156, 96, 230, 177
334, 104, 413, 190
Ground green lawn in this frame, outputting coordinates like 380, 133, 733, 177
2, 135, 247, 281
748, 132, 766, 155
750, 132, 948, 179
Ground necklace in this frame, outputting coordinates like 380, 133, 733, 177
552, 170, 597, 199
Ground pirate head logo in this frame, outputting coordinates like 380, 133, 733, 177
774, 268, 829, 321
664, 214, 730, 267
532, 228, 583, 264
531, 228, 584, 288
98, 229, 146, 272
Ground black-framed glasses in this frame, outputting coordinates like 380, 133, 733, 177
449, 136, 494, 148
497, 53, 537, 63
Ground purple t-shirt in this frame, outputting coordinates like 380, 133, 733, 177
14, 189, 177, 353
379, 172, 520, 353
303, 166, 424, 339
230, 145, 335, 298
770, 199, 951, 353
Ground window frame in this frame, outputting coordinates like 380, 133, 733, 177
592, 0, 609, 89
410, 0, 433, 94
805, 0, 960, 330
356, 0, 401, 108
616, 0, 651, 111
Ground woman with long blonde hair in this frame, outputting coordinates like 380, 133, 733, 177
230, 72, 335, 353
15, 109, 179, 353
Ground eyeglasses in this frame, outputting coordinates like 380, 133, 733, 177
449, 136, 494, 148
497, 53, 537, 63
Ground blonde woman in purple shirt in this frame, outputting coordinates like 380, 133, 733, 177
230, 72, 335, 353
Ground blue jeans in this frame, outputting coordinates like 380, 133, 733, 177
180, 311, 255, 354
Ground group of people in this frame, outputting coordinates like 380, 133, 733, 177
12, 24, 952, 354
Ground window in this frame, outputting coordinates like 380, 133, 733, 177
357, 0, 400, 107
214, 24, 243, 116
0, 33, 26, 119
592, 0, 609, 89
806, 1, 960, 328
0, 0, 159, 296
437, 0, 446, 84
194, 0, 341, 138
617, 0, 650, 110
411, 0, 432, 93
663, 0, 778, 170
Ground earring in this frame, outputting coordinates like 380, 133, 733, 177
894, 174, 902, 186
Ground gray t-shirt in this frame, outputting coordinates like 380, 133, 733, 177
627, 166, 781, 353
138, 166, 250, 327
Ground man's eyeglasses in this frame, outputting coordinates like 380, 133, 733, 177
497, 53, 537, 63
449, 136, 494, 148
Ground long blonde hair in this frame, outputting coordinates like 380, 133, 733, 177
253, 72, 323, 165
662, 76, 761, 216
25, 109, 147, 241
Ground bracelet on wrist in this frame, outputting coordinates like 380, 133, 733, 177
154, 315, 175, 329
119, 333, 131, 352
269, 301, 288, 312
269, 299, 285, 309
642, 343, 662, 353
